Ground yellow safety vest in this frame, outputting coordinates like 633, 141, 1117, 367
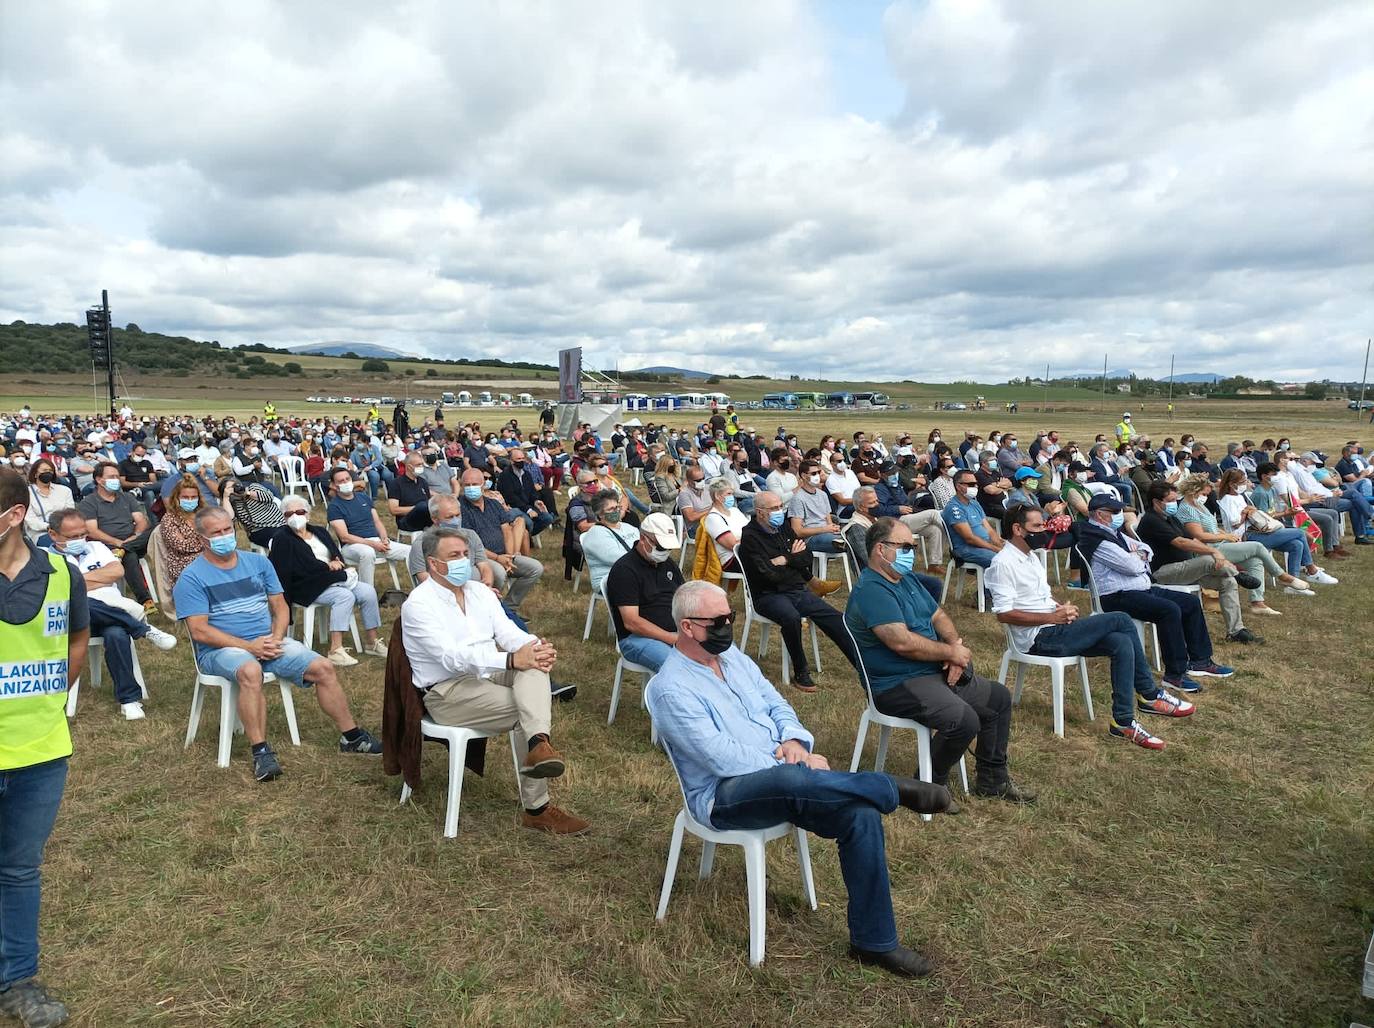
1116, 421, 1135, 442
0, 550, 74, 770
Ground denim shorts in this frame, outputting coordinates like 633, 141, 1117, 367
198, 636, 319, 686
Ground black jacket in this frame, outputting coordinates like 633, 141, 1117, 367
497, 464, 540, 512
268, 525, 347, 610
739, 519, 812, 596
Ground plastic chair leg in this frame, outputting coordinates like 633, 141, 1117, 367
444, 739, 469, 838
739, 612, 753, 651
940, 563, 954, 604
278, 681, 301, 746
743, 839, 768, 967
1012, 662, 1028, 704
216, 684, 236, 768
849, 711, 870, 772
957, 755, 970, 793
699, 840, 717, 880
582, 595, 597, 641
1050, 664, 1065, 738
916, 728, 934, 823
998, 650, 1012, 693
185, 681, 205, 748
609, 662, 624, 724
656, 811, 687, 921
874, 725, 891, 773
65, 678, 80, 718
809, 622, 821, 674
795, 829, 817, 910
1078, 659, 1094, 721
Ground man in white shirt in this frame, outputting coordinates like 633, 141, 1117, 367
1292, 451, 1371, 542
985, 505, 1193, 751
401, 527, 589, 835
825, 457, 861, 515
193, 434, 221, 468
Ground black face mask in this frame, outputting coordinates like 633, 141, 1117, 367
38, 472, 56, 484
701, 622, 735, 655
1023, 530, 1050, 550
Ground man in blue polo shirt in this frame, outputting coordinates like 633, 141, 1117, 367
846, 516, 1033, 807
458, 468, 543, 612
940, 470, 1004, 568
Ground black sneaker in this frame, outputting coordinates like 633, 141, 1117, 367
550, 679, 578, 702
1355, 537, 1373, 545
849, 943, 934, 978
253, 747, 283, 782
1226, 628, 1264, 645
0, 978, 68, 1028
1234, 571, 1262, 590
339, 727, 383, 754
973, 779, 1037, 804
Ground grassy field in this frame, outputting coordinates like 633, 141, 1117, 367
12, 385, 1374, 1026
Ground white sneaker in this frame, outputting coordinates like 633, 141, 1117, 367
363, 640, 388, 658
121, 701, 146, 720
1302, 570, 1338, 585
145, 626, 178, 650
328, 648, 359, 667
1282, 585, 1313, 596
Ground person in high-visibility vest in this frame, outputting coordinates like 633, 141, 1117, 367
1115, 412, 1137, 445
0, 467, 89, 1027
262, 401, 277, 423
724, 405, 740, 438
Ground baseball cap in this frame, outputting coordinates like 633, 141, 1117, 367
640, 512, 681, 549
1088, 493, 1124, 512
177, 447, 197, 459
1014, 467, 1041, 481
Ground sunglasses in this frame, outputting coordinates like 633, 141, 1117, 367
686, 612, 736, 629
882, 541, 918, 554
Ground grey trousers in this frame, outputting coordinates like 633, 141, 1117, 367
490, 553, 544, 611
1152, 556, 1244, 635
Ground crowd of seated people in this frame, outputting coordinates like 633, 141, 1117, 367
2, 401, 1366, 994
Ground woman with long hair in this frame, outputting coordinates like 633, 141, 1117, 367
24, 458, 74, 541
1217, 468, 1333, 586
159, 474, 212, 585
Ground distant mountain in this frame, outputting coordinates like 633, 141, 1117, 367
286, 341, 415, 359
1163, 372, 1224, 384
625, 365, 713, 379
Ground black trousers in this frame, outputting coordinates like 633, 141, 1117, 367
751, 587, 858, 676
117, 529, 153, 603
873, 670, 1011, 785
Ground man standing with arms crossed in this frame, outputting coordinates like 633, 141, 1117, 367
0, 467, 88, 1027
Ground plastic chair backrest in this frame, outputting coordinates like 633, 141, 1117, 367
1073, 545, 1105, 614
840, 615, 879, 709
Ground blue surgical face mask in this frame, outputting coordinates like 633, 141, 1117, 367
463, 485, 483, 501
1110, 512, 1125, 530
1008, 441, 1018, 450
63, 537, 89, 557
1164, 501, 1179, 516
887, 475, 900, 487
208, 534, 236, 556
442, 557, 472, 587
440, 517, 462, 530
185, 461, 200, 473
179, 498, 199, 512
891, 546, 915, 575
102, 478, 122, 492
767, 510, 786, 528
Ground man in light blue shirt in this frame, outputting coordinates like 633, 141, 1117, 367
941, 470, 1003, 568
645, 580, 951, 979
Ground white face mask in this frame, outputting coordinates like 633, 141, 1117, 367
1075, 472, 1090, 483
286, 513, 309, 531
337, 480, 355, 495
807, 474, 821, 486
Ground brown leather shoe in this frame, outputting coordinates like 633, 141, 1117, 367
521, 805, 590, 835
926, 564, 946, 577
1330, 546, 1353, 557
520, 739, 566, 779
808, 577, 842, 597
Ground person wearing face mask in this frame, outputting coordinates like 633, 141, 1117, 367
1079, 494, 1238, 687
230, 436, 281, 498
995, 434, 1029, 479
0, 469, 91, 1026
77, 462, 157, 612
763, 449, 798, 506
497, 448, 556, 542
1059, 461, 1096, 522
1088, 443, 1138, 506
847, 517, 1033, 808
850, 439, 883, 486
579, 491, 641, 596
46, 508, 178, 721
174, 506, 383, 782
787, 461, 844, 556
387, 451, 434, 533
738, 491, 857, 690
989, 504, 1197, 749
269, 498, 385, 666
676, 463, 714, 545
458, 468, 542, 612
647, 579, 952, 978
825, 454, 861, 516
219, 474, 285, 549
159, 478, 215, 587
326, 466, 411, 591
940, 471, 1004, 569
605, 513, 684, 672
1135, 481, 1263, 644
24, 459, 75, 543
116, 442, 160, 505
160, 447, 218, 505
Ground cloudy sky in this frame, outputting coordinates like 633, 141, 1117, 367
2, 0, 1371, 382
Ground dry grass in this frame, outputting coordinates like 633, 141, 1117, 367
35, 403, 1374, 1027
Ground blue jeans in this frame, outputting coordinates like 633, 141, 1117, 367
1249, 527, 1311, 574
1337, 487, 1371, 536
626, 490, 650, 515
711, 763, 900, 952
804, 532, 840, 554
618, 634, 673, 671
88, 598, 150, 704
1099, 587, 1212, 677
950, 541, 995, 568
1029, 611, 1158, 726
0, 757, 68, 989
518, 510, 556, 537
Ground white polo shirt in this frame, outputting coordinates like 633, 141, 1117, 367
986, 544, 1057, 652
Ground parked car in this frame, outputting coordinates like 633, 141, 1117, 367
941, 401, 968, 411
1348, 399, 1374, 410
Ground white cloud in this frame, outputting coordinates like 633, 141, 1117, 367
0, 0, 1371, 382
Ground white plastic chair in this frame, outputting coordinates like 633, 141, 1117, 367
736, 551, 820, 688
843, 619, 967, 822
66, 635, 149, 717
654, 737, 816, 967
581, 581, 614, 641
995, 624, 1093, 738
605, 580, 656, 737
811, 548, 853, 592
139, 556, 159, 606
1076, 545, 1162, 672
939, 519, 987, 611
398, 718, 523, 838
277, 455, 316, 505
292, 601, 362, 653
183, 631, 301, 767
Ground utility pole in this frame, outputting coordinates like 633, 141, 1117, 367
1043, 362, 1050, 413
1358, 338, 1370, 418
1167, 353, 1175, 410
1100, 353, 1107, 413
